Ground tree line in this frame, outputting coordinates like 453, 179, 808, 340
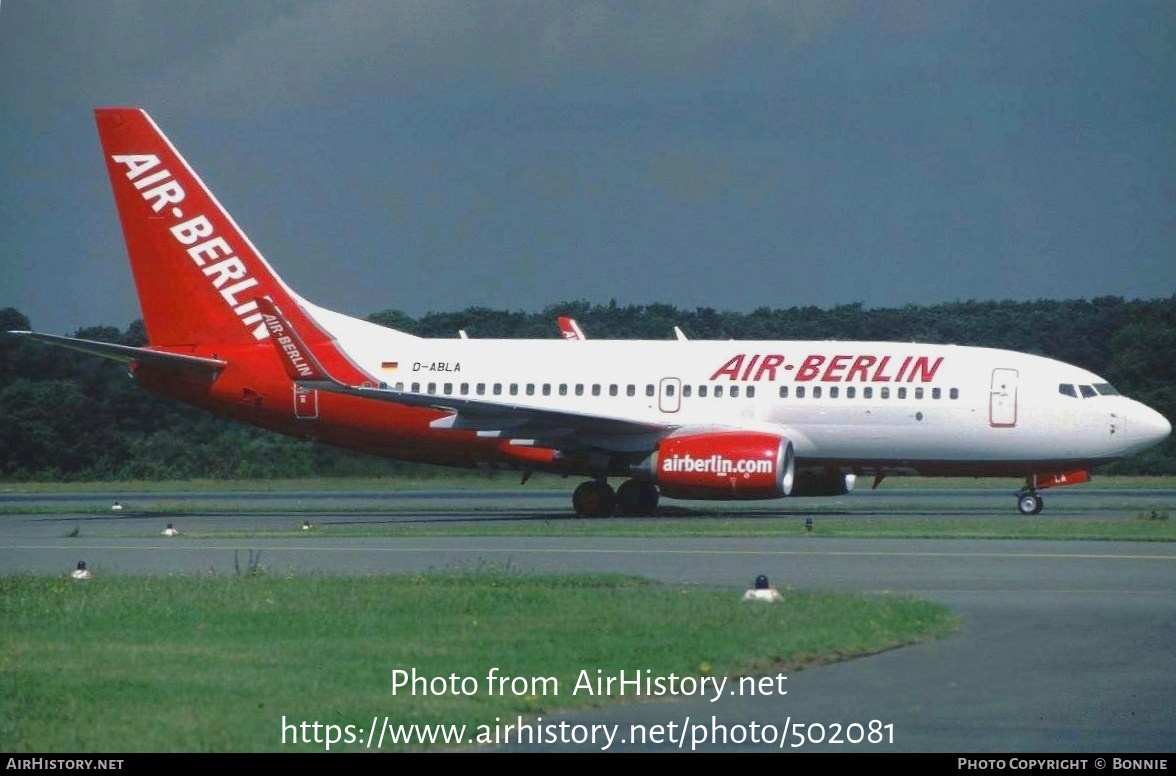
1, 296, 1173, 481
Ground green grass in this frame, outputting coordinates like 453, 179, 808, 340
0, 572, 956, 752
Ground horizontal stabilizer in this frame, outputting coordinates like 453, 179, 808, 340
8, 331, 227, 375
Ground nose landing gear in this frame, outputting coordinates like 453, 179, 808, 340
1015, 470, 1090, 515
1016, 490, 1044, 515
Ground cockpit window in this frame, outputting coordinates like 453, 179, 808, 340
1094, 383, 1119, 396
1059, 384, 1077, 398
1079, 385, 1097, 398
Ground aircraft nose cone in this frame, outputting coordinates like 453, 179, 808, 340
1135, 404, 1172, 448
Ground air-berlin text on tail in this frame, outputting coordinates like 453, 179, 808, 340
710, 353, 944, 383
111, 154, 268, 340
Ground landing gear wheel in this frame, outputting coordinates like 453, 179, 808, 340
1017, 492, 1044, 516
572, 480, 616, 518
616, 479, 660, 516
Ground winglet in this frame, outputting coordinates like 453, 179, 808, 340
255, 297, 334, 383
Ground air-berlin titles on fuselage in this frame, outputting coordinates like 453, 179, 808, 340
111, 154, 269, 340
710, 353, 944, 383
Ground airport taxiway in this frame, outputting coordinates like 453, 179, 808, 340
1, 487, 1173, 752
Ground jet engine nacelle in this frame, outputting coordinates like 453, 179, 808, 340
791, 468, 856, 497
647, 431, 795, 500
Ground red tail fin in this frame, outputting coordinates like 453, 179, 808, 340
558, 316, 585, 340
95, 108, 306, 348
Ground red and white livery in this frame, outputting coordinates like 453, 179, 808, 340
12, 109, 1171, 517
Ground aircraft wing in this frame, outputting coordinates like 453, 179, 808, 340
7, 331, 227, 376
256, 299, 673, 451
320, 381, 667, 430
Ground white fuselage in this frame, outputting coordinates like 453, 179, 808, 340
314, 303, 1168, 472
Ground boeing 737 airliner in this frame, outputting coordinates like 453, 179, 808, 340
11, 109, 1171, 517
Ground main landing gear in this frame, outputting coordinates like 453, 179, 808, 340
572, 480, 614, 518
616, 479, 659, 516
572, 479, 659, 518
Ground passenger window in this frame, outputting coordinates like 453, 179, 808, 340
829, 386, 839, 398
812, 386, 821, 399
796, 386, 806, 399
411, 382, 421, 393
509, 384, 518, 396
427, 382, 437, 394
863, 387, 872, 399
682, 385, 692, 398
526, 384, 535, 396
897, 387, 906, 399
559, 384, 568, 396
666, 384, 676, 397
699, 385, 708, 398
746, 386, 755, 398
846, 386, 855, 399
932, 387, 941, 400
460, 383, 469, 395
493, 384, 502, 396
575, 384, 584, 396
880, 387, 889, 399
778, 386, 789, 398
646, 384, 655, 397
609, 384, 618, 397
715, 386, 724, 398
914, 387, 923, 400
730, 386, 740, 398
627, 385, 636, 397
542, 384, 551, 396
475, 383, 485, 395
592, 385, 601, 396
443, 383, 453, 395
950, 388, 959, 400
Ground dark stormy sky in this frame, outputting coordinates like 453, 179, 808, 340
2, 1, 1172, 335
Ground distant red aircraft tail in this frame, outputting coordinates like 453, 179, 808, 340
558, 316, 585, 340
95, 108, 313, 349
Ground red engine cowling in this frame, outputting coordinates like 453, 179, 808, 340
650, 431, 795, 500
